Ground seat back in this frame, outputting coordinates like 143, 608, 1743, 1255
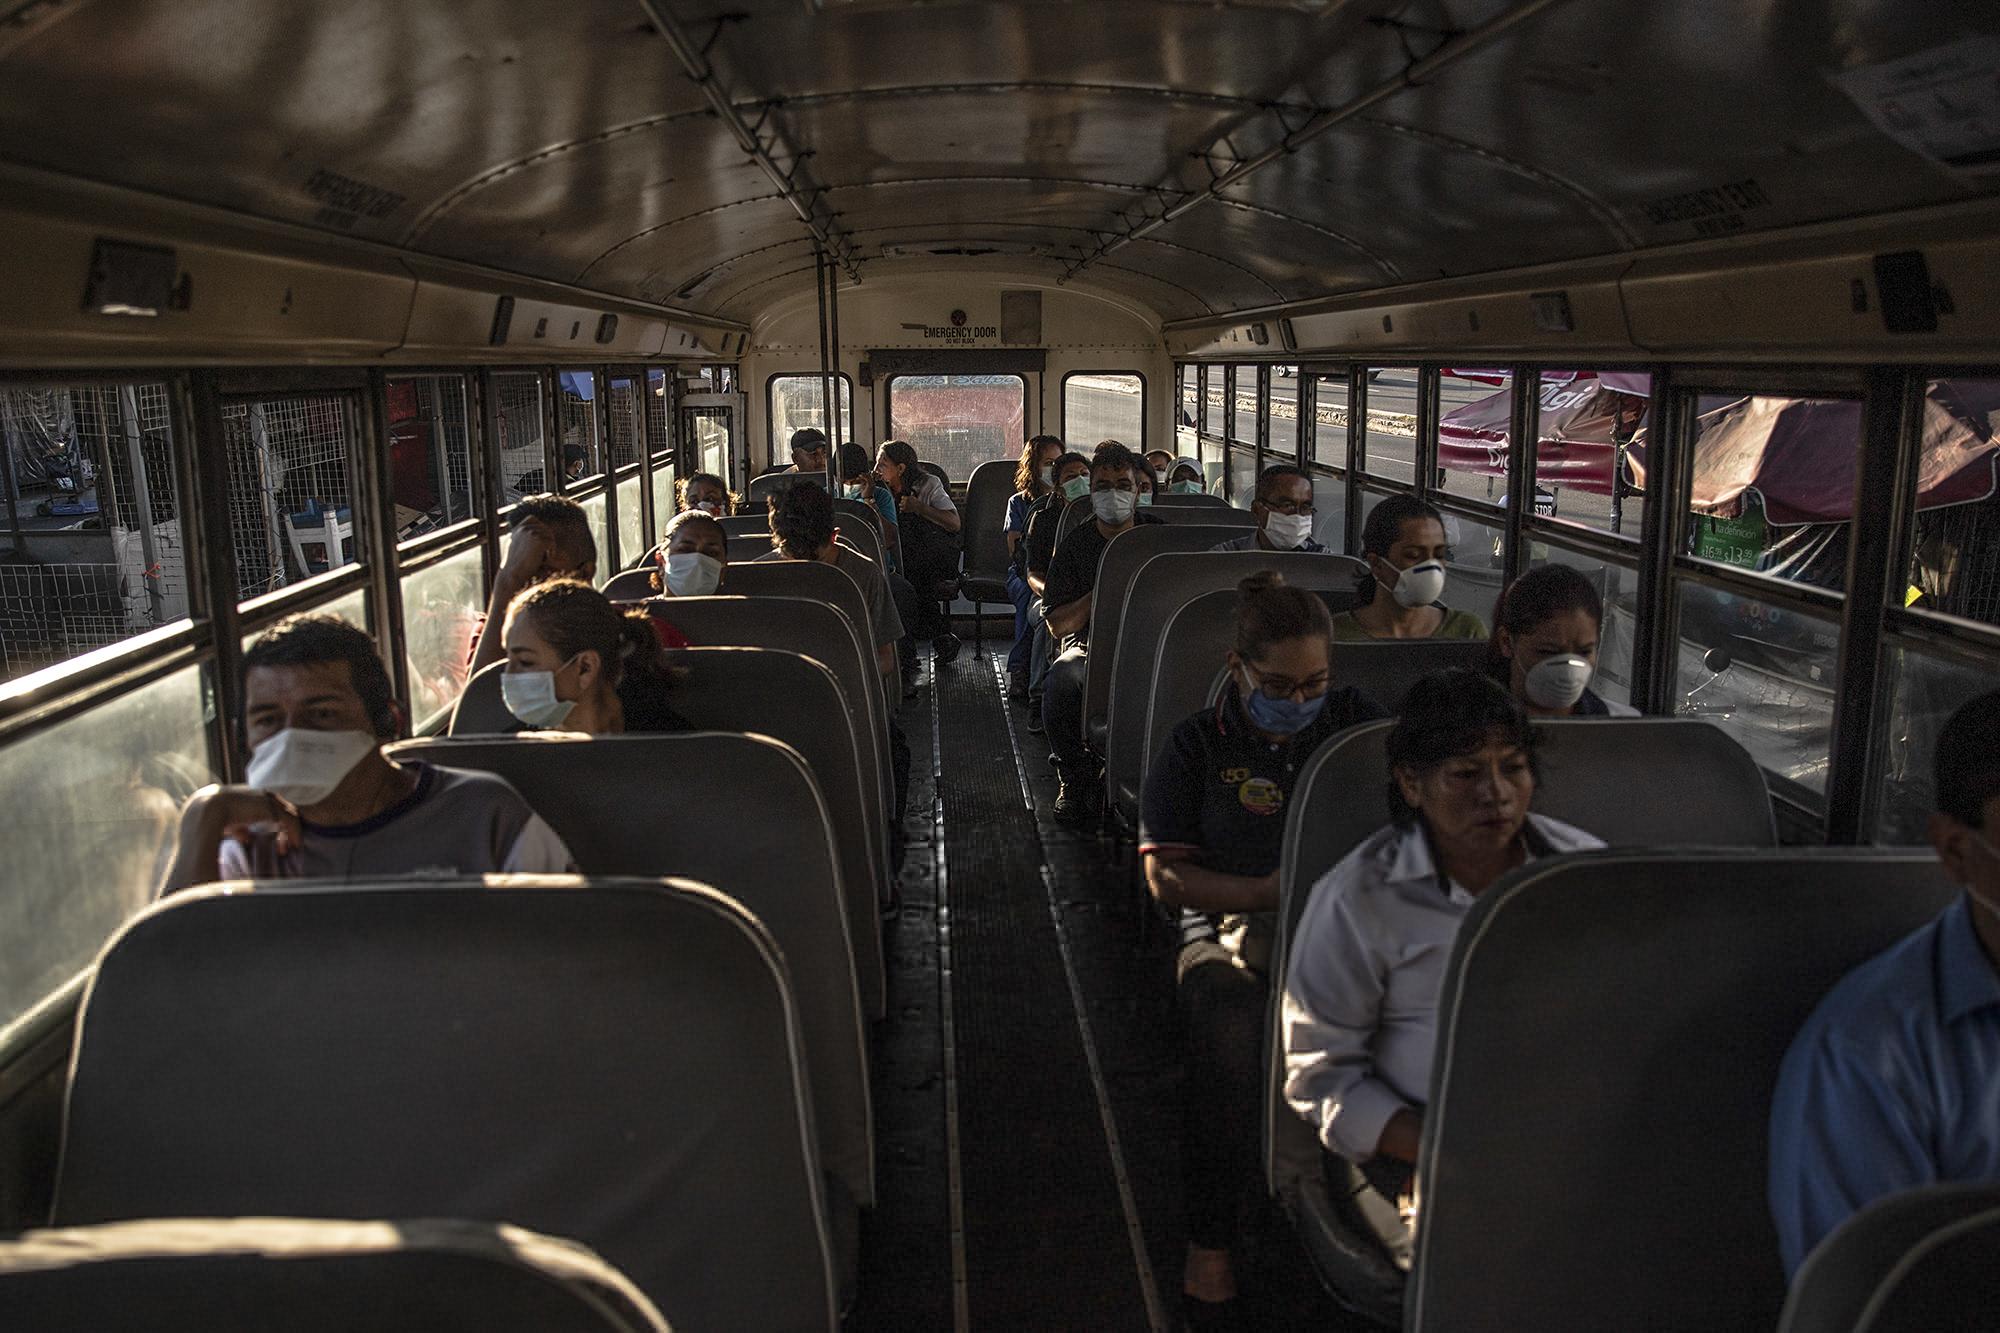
917, 459, 951, 490
1093, 548, 1365, 758
1109, 558, 1365, 825
1268, 717, 1778, 1194
722, 513, 884, 570
1410, 850, 1957, 1333
1781, 1184, 2000, 1333
601, 566, 659, 602
390, 729, 874, 1185
1055, 494, 1255, 546
637, 596, 892, 889
55, 877, 838, 1332
715, 559, 879, 669
0, 1217, 669, 1332
447, 660, 515, 736
960, 459, 1019, 595
745, 470, 820, 507
648, 647, 888, 1013
1149, 491, 1228, 508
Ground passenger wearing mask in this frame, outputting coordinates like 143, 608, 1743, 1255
160, 615, 574, 893
1168, 457, 1206, 495
1486, 564, 1638, 717
838, 441, 902, 572
1141, 573, 1388, 1319
1211, 464, 1328, 554
1134, 456, 1159, 507
650, 509, 728, 599
676, 471, 734, 518
1042, 440, 1164, 822
469, 494, 597, 674
501, 579, 691, 735
1330, 495, 1486, 642
1020, 450, 1092, 733
761, 481, 906, 684
1283, 672, 1601, 1235
1769, 689, 2000, 1278
784, 427, 829, 475
876, 439, 963, 664
1145, 448, 1177, 480
1004, 435, 1067, 699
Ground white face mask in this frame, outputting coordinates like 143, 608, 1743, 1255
1092, 489, 1137, 525
1039, 465, 1055, 488
1523, 653, 1593, 709
502, 660, 579, 729
1264, 511, 1315, 550
1384, 558, 1447, 609
245, 727, 377, 807
693, 499, 723, 516
664, 551, 722, 597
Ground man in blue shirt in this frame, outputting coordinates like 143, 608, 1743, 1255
1768, 689, 2000, 1277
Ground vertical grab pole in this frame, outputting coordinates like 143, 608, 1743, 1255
116, 385, 166, 626
814, 244, 836, 496
827, 251, 845, 486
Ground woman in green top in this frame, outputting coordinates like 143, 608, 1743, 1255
1331, 494, 1488, 641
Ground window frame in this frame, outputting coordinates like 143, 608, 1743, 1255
765, 370, 857, 460
1058, 368, 1148, 449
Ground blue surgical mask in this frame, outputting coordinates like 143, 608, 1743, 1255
1172, 480, 1203, 495
1241, 667, 1328, 735
1061, 475, 1090, 502
1136, 492, 1154, 507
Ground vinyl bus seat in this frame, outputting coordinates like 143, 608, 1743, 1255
1073, 528, 1272, 754
719, 512, 886, 572
389, 728, 875, 1199
1052, 492, 1255, 548
633, 595, 895, 894
1108, 557, 1366, 831
1148, 491, 1229, 508
0, 1216, 671, 1332
1266, 717, 1778, 1322
53, 876, 839, 1333
1411, 850, 1958, 1333
651, 646, 889, 1007
958, 458, 1021, 647
1780, 1183, 2000, 1333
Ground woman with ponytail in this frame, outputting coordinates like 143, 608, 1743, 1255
1138, 570, 1389, 1320
499, 579, 691, 734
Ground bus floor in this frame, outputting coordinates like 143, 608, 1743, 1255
850, 639, 1367, 1331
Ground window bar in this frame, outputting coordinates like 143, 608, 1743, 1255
815, 245, 836, 494
1628, 366, 1686, 716
542, 367, 563, 496
632, 368, 658, 554
1824, 367, 1926, 844
1501, 362, 1537, 591
1255, 363, 1271, 478
469, 369, 502, 590
1296, 369, 1313, 464
1414, 364, 1441, 501
593, 365, 621, 573
359, 371, 411, 714
826, 250, 845, 471
180, 371, 249, 783
1345, 365, 1366, 555
1221, 364, 1237, 503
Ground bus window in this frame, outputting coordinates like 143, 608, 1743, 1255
1526, 540, 1641, 709
219, 394, 366, 603
1674, 581, 1838, 800
0, 662, 211, 1040
768, 374, 855, 453
1680, 393, 1861, 594
1266, 367, 1298, 463
1176, 365, 1198, 456
559, 371, 603, 487
886, 374, 1025, 481
384, 376, 474, 544
493, 372, 548, 505
1434, 369, 1511, 512
400, 543, 484, 731
1309, 371, 1349, 473
1521, 371, 1651, 539
0, 381, 190, 682
1902, 378, 2000, 627
1359, 366, 1418, 486
1062, 373, 1143, 449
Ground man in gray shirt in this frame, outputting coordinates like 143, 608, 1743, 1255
1210, 464, 1328, 555
161, 616, 572, 892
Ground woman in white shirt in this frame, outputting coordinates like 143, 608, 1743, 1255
875, 438, 963, 662
1283, 669, 1603, 1220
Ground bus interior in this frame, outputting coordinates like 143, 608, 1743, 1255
0, 1, 1997, 1329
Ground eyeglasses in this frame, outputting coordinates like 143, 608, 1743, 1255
1243, 662, 1330, 701
1260, 498, 1316, 516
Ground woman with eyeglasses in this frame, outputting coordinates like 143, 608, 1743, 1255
1139, 570, 1388, 1322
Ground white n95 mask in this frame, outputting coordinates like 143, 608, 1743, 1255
664, 551, 722, 597
245, 728, 376, 806
1524, 654, 1593, 710
1387, 559, 1447, 609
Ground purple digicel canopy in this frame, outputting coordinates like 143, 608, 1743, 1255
1439, 376, 2000, 524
